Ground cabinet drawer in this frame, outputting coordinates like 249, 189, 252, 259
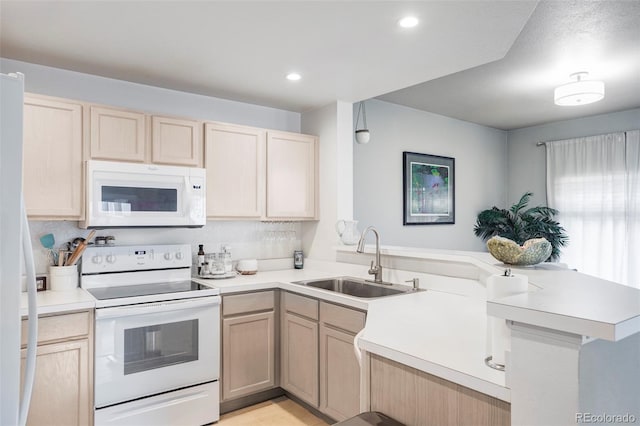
320, 302, 365, 334
21, 311, 91, 347
283, 292, 318, 320
223, 290, 275, 316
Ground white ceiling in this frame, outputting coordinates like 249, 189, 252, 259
379, 0, 640, 129
1, 1, 637, 130
0, 1, 536, 112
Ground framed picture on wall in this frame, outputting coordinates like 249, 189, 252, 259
403, 151, 455, 225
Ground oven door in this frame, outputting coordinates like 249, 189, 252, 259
94, 296, 220, 408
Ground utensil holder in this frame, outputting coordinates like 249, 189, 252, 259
49, 265, 78, 291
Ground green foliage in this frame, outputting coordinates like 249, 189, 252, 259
473, 192, 568, 262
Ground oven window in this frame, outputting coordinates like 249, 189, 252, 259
101, 186, 178, 212
123, 320, 198, 375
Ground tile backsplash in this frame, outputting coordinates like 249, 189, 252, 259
28, 220, 302, 274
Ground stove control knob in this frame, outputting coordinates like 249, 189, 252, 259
106, 254, 116, 264
164, 252, 173, 261
92, 255, 103, 264
175, 252, 184, 260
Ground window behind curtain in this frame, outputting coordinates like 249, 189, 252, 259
546, 131, 640, 288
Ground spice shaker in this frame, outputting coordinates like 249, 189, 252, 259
197, 244, 205, 275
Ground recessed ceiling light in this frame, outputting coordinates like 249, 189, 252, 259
286, 72, 301, 81
398, 16, 419, 28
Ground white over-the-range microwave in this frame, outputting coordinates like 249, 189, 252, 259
80, 160, 206, 228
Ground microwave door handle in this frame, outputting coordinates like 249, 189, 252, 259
184, 176, 192, 215
95, 297, 220, 320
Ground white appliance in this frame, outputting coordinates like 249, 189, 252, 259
0, 72, 38, 426
81, 160, 206, 229
81, 244, 220, 426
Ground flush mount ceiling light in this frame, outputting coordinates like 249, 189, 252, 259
354, 101, 370, 144
554, 72, 605, 106
398, 16, 419, 28
286, 72, 301, 81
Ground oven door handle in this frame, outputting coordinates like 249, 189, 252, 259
95, 296, 220, 319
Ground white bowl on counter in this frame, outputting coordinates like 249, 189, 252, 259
236, 259, 258, 275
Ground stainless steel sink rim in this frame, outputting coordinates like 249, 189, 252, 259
291, 276, 421, 298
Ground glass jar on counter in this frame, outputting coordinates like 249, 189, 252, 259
203, 253, 225, 275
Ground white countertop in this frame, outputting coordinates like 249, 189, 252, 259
487, 264, 640, 341
338, 245, 640, 342
20, 287, 95, 317
192, 260, 374, 310
360, 289, 509, 402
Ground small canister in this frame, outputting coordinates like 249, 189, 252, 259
294, 250, 304, 269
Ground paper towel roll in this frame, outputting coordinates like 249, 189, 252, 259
487, 273, 528, 366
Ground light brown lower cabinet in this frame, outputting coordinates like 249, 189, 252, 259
20, 310, 93, 426
369, 354, 510, 426
280, 292, 365, 421
221, 291, 277, 402
319, 300, 365, 421
319, 325, 362, 421
281, 311, 319, 407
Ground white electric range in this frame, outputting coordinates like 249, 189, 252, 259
81, 244, 220, 426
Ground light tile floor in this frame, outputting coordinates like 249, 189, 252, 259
217, 397, 330, 426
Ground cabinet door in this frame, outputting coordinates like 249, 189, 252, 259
90, 106, 146, 162
21, 339, 91, 426
320, 325, 361, 421
370, 354, 511, 426
205, 123, 265, 218
23, 96, 83, 218
222, 311, 275, 401
281, 312, 319, 407
151, 116, 202, 166
266, 131, 317, 219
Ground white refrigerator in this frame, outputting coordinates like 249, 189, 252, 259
0, 72, 38, 426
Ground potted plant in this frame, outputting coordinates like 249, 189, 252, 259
473, 192, 568, 262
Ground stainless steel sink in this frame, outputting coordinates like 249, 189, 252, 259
292, 276, 419, 298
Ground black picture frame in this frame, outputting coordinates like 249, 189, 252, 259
35, 275, 47, 292
403, 151, 455, 225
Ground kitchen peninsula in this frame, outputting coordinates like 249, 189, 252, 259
20, 246, 640, 426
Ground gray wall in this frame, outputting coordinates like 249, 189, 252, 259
0, 57, 300, 131
506, 108, 640, 207
353, 99, 507, 252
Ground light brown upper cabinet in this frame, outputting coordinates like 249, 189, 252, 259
90, 106, 146, 162
204, 122, 265, 218
90, 105, 203, 167
23, 94, 83, 219
266, 131, 318, 220
151, 116, 202, 167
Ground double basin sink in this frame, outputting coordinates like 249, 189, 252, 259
292, 276, 420, 299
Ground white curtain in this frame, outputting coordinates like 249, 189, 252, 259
625, 130, 640, 287
546, 131, 640, 288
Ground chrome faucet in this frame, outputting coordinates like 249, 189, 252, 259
356, 226, 383, 284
